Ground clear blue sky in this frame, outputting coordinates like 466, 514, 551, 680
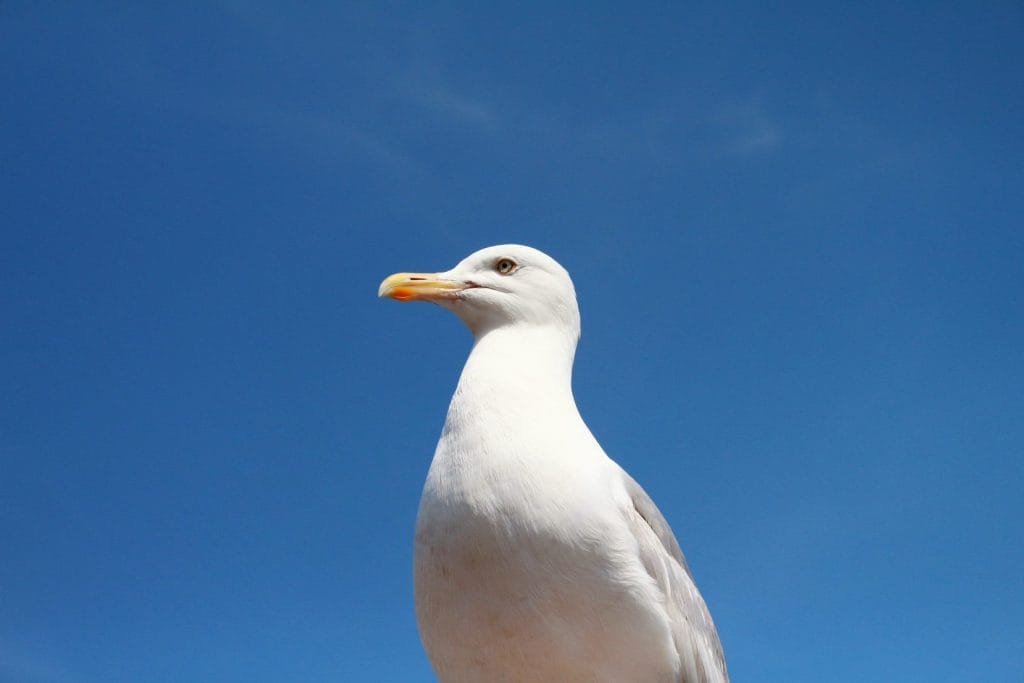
2, 2, 1022, 681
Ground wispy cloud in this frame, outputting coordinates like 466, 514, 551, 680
710, 98, 783, 158
728, 124, 783, 156
108, 0, 785, 182
397, 81, 497, 129
0, 639, 78, 683
224, 97, 423, 177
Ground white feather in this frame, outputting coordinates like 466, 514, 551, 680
399, 245, 727, 682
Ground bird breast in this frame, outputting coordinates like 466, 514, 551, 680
412, 420, 680, 682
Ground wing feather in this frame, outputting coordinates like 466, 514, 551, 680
620, 468, 729, 683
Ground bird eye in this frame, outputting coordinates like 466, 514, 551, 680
495, 258, 518, 275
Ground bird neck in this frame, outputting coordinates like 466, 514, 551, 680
431, 325, 592, 513
442, 325, 580, 440
438, 324, 586, 474
461, 324, 577, 400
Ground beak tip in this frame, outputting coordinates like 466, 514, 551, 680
378, 272, 405, 299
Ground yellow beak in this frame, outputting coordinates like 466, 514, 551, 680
378, 272, 469, 302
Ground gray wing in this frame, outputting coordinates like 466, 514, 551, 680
620, 467, 729, 683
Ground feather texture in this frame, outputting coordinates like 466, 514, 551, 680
383, 245, 728, 682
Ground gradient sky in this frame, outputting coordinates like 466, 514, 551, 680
2, 2, 1023, 681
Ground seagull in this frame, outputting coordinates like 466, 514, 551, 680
379, 245, 728, 683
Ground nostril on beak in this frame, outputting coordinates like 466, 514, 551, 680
409, 277, 426, 281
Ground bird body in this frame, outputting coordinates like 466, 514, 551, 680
380, 246, 727, 682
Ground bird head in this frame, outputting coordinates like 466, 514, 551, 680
379, 244, 580, 340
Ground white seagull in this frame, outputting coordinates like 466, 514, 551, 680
379, 245, 728, 683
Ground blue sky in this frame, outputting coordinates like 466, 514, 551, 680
2, 2, 1022, 681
